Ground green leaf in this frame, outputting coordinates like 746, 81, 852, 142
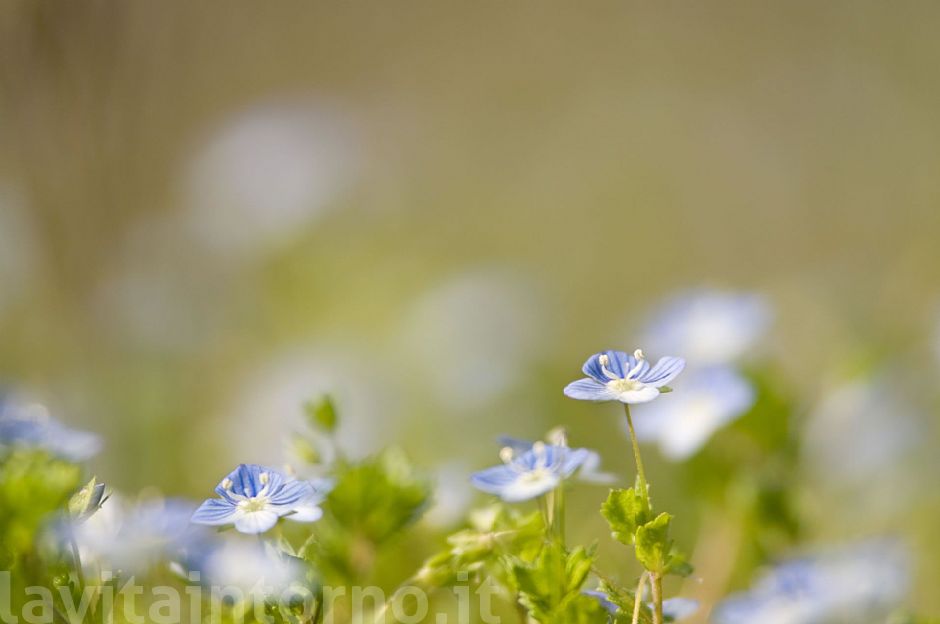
304, 395, 338, 433
511, 542, 599, 623
601, 481, 651, 546
635, 512, 672, 573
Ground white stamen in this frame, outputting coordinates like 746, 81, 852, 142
598, 354, 610, 367
259, 472, 270, 485
634, 348, 645, 360
499, 447, 515, 464
547, 426, 568, 447
598, 354, 621, 380
221, 478, 233, 490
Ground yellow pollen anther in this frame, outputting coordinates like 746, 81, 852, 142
547, 426, 568, 447
499, 447, 515, 464
599, 354, 610, 367
634, 349, 645, 360
221, 478, 233, 490
259, 472, 270, 485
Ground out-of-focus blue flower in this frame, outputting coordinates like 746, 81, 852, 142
641, 289, 771, 366
471, 443, 591, 502
632, 366, 755, 460
583, 590, 699, 621
0, 399, 102, 461
712, 539, 909, 624
192, 464, 324, 534
72, 496, 207, 575
498, 435, 616, 484
564, 349, 685, 404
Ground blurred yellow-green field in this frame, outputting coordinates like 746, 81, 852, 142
1, 3, 939, 622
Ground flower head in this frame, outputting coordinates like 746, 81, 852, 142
712, 539, 908, 624
191, 464, 325, 534
188, 539, 303, 597
564, 349, 685, 404
471, 442, 591, 502
632, 366, 755, 460
0, 399, 102, 461
497, 434, 616, 484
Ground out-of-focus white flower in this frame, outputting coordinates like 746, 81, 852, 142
218, 347, 397, 465
399, 269, 546, 407
0, 399, 102, 462
197, 539, 303, 597
0, 185, 38, 316
632, 366, 755, 460
641, 289, 772, 366
803, 377, 921, 488
183, 102, 358, 258
713, 539, 909, 624
73, 496, 206, 576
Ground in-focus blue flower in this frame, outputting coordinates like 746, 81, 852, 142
564, 349, 685, 404
712, 539, 908, 624
471, 442, 591, 502
191, 464, 325, 534
641, 289, 771, 366
0, 399, 102, 461
583, 590, 699, 621
632, 366, 755, 460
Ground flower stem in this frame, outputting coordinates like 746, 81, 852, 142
553, 483, 566, 546
67, 532, 86, 589
650, 573, 663, 624
631, 572, 647, 624
622, 404, 648, 495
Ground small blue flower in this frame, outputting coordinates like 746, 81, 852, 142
564, 349, 685, 404
191, 464, 325, 534
632, 366, 755, 460
471, 442, 591, 502
498, 435, 616, 484
0, 399, 102, 461
712, 539, 908, 624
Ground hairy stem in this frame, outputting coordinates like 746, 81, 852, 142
631, 572, 647, 624
650, 573, 663, 624
622, 404, 648, 494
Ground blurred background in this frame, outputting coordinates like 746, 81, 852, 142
1, 2, 939, 619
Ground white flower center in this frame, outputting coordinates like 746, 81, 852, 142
607, 378, 645, 394
237, 495, 270, 513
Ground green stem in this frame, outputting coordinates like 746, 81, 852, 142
67, 533, 86, 589
553, 483, 566, 546
623, 404, 648, 495
631, 572, 647, 624
650, 573, 663, 624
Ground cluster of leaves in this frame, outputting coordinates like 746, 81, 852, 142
601, 477, 691, 579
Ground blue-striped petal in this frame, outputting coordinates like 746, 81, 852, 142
563, 378, 616, 401
638, 356, 685, 386
191, 498, 238, 526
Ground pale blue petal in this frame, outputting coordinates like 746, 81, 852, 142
638, 356, 685, 386
563, 378, 616, 401
191, 499, 238, 526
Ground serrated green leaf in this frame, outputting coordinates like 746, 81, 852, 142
601, 482, 651, 546
635, 512, 672, 573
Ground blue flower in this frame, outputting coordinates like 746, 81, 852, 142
0, 399, 102, 461
564, 349, 685, 404
641, 289, 771, 366
712, 539, 908, 624
498, 434, 616, 484
191, 464, 325, 534
471, 442, 591, 502
632, 366, 755, 460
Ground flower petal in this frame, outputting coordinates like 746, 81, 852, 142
499, 473, 560, 502
191, 499, 238, 526
268, 479, 315, 509
617, 386, 661, 404
233, 509, 279, 534
563, 378, 617, 401
470, 465, 517, 494
638, 356, 685, 387
582, 350, 634, 382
